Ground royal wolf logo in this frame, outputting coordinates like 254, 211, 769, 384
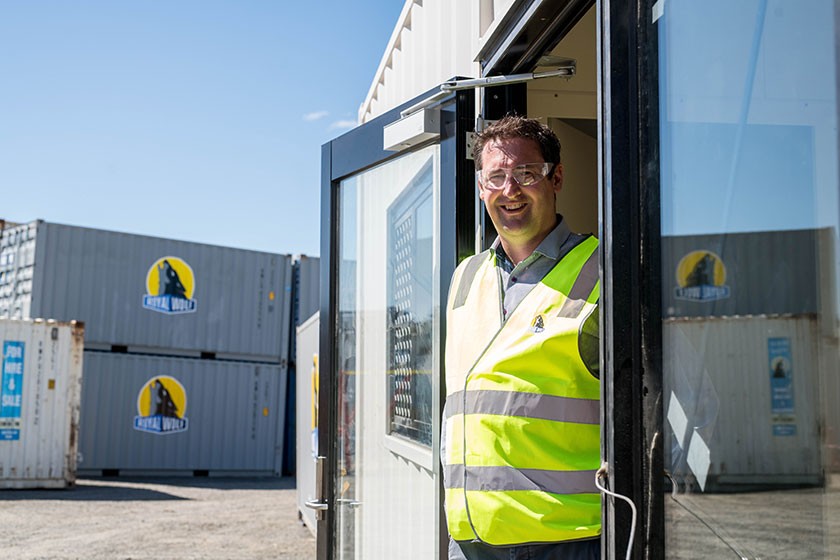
142, 256, 197, 314
133, 376, 189, 435
675, 250, 730, 302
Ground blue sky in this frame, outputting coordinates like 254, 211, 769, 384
0, 1, 405, 257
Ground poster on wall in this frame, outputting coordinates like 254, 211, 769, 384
768, 337, 796, 436
0, 341, 25, 441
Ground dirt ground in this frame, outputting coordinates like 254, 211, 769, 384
0, 476, 316, 560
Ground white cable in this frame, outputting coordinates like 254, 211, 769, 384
595, 464, 637, 560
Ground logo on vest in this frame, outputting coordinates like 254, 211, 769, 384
530, 314, 545, 333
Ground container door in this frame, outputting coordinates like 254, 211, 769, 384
315, 88, 474, 560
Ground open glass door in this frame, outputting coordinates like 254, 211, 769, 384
655, 1, 840, 557
317, 88, 474, 560
599, 0, 840, 556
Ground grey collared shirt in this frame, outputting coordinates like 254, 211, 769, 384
492, 216, 588, 320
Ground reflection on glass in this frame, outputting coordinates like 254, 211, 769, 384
335, 176, 358, 560
658, 0, 839, 557
387, 161, 434, 446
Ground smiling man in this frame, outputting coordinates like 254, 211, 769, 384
443, 115, 601, 560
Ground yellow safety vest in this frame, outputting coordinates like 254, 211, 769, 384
443, 236, 601, 546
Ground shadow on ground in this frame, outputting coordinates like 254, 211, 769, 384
0, 475, 296, 502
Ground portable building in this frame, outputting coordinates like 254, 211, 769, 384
313, 0, 840, 558
0, 220, 293, 363
295, 312, 320, 536
77, 351, 286, 475
0, 318, 84, 488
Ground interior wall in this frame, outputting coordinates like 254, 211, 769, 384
548, 118, 598, 236
526, 5, 598, 238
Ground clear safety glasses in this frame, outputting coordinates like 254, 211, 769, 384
475, 162, 556, 190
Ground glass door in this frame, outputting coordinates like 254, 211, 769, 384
317, 88, 474, 560
655, 1, 840, 557
333, 145, 440, 560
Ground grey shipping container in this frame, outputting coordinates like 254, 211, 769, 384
292, 255, 320, 330
0, 220, 293, 362
282, 255, 320, 475
78, 351, 287, 475
661, 228, 827, 318
0, 318, 84, 488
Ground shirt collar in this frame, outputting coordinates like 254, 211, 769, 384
491, 215, 571, 264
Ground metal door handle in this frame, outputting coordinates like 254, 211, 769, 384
336, 498, 362, 509
304, 499, 329, 511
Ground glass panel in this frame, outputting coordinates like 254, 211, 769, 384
335, 171, 358, 560
387, 162, 434, 446
657, 1, 840, 558
334, 144, 440, 560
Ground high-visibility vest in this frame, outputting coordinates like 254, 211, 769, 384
443, 235, 601, 546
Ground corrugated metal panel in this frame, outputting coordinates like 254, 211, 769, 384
294, 255, 320, 329
0, 318, 84, 489
0, 221, 38, 320
662, 229, 823, 318
2, 221, 293, 362
78, 352, 286, 474
664, 316, 822, 486
295, 313, 319, 536
359, 0, 480, 122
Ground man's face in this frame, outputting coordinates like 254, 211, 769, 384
478, 137, 563, 251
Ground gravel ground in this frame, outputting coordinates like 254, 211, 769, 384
0, 476, 316, 560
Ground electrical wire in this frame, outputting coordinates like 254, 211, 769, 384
595, 464, 637, 560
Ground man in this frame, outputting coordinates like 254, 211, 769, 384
443, 115, 600, 560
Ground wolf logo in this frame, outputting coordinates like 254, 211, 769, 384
685, 253, 715, 287
158, 259, 188, 299
675, 250, 730, 302
142, 256, 197, 314
150, 378, 180, 418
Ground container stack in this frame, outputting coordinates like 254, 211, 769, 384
0, 219, 293, 476
282, 255, 319, 475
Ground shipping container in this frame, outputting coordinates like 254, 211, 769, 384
282, 255, 321, 475
292, 255, 320, 331
663, 315, 823, 489
77, 351, 286, 475
0, 220, 293, 363
0, 318, 84, 489
296, 312, 320, 536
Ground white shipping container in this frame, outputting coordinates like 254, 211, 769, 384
663, 315, 823, 487
296, 312, 319, 536
0, 318, 84, 488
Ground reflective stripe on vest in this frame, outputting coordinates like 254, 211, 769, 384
443, 235, 601, 546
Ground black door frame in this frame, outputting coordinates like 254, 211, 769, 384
477, 0, 664, 557
318, 85, 475, 560
599, 0, 663, 557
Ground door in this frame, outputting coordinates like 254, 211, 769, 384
598, 0, 840, 556
653, 0, 840, 557
315, 87, 474, 560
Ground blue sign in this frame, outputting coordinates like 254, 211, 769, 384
1, 341, 25, 441
768, 337, 796, 436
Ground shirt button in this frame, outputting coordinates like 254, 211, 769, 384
511, 277, 517, 283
